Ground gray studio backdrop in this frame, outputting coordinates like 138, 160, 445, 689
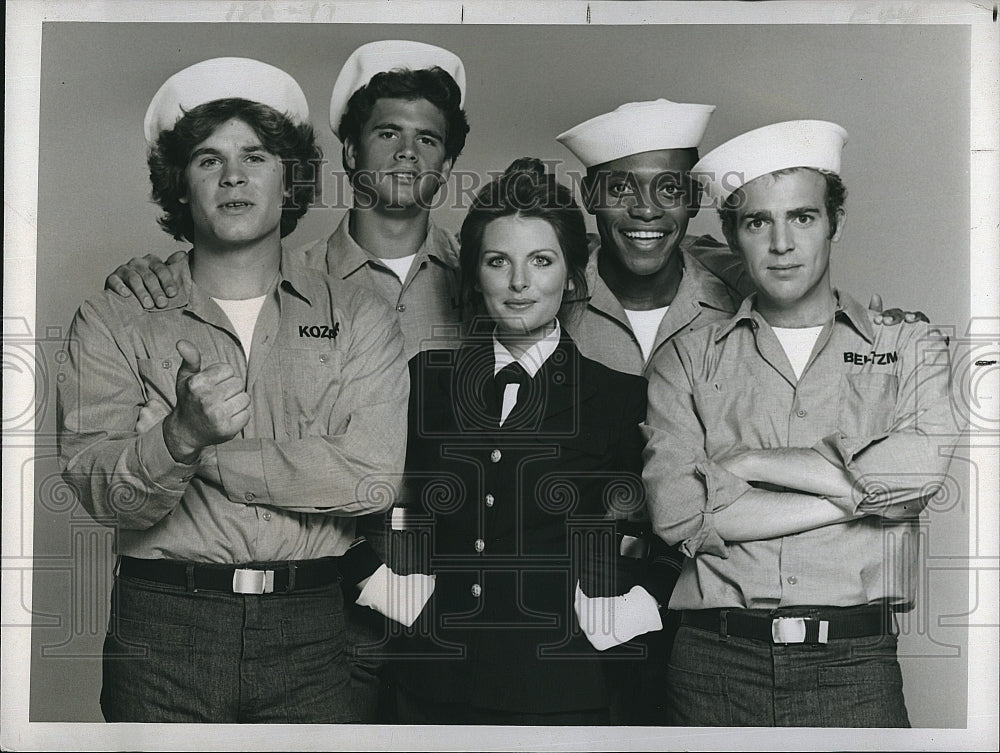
30, 22, 971, 725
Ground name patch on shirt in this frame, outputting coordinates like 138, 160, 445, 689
298, 323, 340, 340
843, 350, 898, 365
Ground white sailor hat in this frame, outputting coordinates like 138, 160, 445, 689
328, 40, 467, 140
143, 57, 309, 145
692, 120, 848, 205
556, 99, 716, 169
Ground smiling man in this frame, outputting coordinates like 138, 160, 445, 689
640, 120, 959, 727
56, 57, 408, 723
556, 99, 742, 377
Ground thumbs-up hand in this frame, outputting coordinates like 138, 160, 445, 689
162, 339, 251, 463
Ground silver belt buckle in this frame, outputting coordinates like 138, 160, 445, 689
771, 616, 828, 644
232, 568, 274, 594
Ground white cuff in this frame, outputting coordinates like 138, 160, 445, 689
573, 581, 663, 651
355, 564, 435, 628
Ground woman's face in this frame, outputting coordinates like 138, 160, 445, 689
476, 215, 569, 350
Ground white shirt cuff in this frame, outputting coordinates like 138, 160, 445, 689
355, 564, 435, 628
573, 581, 663, 651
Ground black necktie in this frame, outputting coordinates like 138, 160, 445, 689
494, 361, 528, 417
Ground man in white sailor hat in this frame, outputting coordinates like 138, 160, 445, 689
556, 98, 743, 378
555, 99, 744, 725
57, 57, 409, 723
107, 39, 469, 360
640, 120, 959, 726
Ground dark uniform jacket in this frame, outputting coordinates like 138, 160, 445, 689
391, 332, 649, 713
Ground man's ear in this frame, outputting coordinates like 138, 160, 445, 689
438, 156, 454, 184
343, 139, 357, 172
831, 207, 847, 242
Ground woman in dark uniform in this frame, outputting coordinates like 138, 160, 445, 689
389, 158, 663, 725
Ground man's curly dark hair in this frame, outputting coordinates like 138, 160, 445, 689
337, 67, 469, 176
148, 98, 322, 242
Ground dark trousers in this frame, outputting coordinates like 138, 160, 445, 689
666, 622, 910, 727
101, 574, 358, 723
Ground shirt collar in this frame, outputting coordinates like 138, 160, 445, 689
578, 235, 736, 316
492, 320, 562, 377
326, 211, 456, 278
147, 246, 313, 312
715, 289, 874, 344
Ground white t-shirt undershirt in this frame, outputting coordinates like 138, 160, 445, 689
623, 306, 669, 363
771, 325, 824, 379
378, 254, 417, 284
213, 295, 267, 360
492, 320, 561, 426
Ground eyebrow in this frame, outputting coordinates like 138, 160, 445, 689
741, 206, 821, 221
189, 143, 268, 160
370, 120, 444, 141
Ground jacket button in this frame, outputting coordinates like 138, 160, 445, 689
471, 583, 482, 598
319, 353, 329, 364
244, 492, 255, 502
396, 304, 406, 312
787, 576, 798, 585
490, 449, 502, 463
796, 408, 807, 418
474, 538, 485, 553
485, 493, 495, 508
262, 512, 272, 522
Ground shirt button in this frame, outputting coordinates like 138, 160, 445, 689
474, 538, 485, 553
490, 449, 502, 463
796, 409, 807, 418
485, 493, 495, 508
787, 576, 798, 585
162, 360, 171, 369
319, 353, 329, 364
396, 304, 406, 312
262, 511, 272, 521
244, 492, 255, 502
471, 583, 482, 598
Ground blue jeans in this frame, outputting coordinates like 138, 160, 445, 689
101, 574, 358, 722
666, 622, 910, 727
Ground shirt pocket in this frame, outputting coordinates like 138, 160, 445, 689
838, 373, 899, 438
278, 346, 343, 437
691, 368, 760, 453
135, 357, 179, 407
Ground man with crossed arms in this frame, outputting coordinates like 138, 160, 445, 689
640, 120, 959, 726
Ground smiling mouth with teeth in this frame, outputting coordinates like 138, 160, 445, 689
622, 230, 667, 239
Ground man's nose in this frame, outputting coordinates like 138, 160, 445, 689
627, 187, 664, 221
770, 222, 794, 253
395, 136, 417, 161
220, 161, 248, 186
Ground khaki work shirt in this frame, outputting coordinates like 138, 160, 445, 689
641, 291, 959, 610
292, 213, 462, 358
58, 256, 409, 562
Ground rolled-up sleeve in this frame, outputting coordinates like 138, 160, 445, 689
812, 324, 960, 519
57, 300, 196, 529
214, 294, 409, 516
641, 340, 752, 558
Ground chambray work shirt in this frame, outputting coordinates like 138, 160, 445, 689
292, 213, 462, 358
58, 257, 409, 563
641, 292, 958, 611
563, 235, 742, 377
